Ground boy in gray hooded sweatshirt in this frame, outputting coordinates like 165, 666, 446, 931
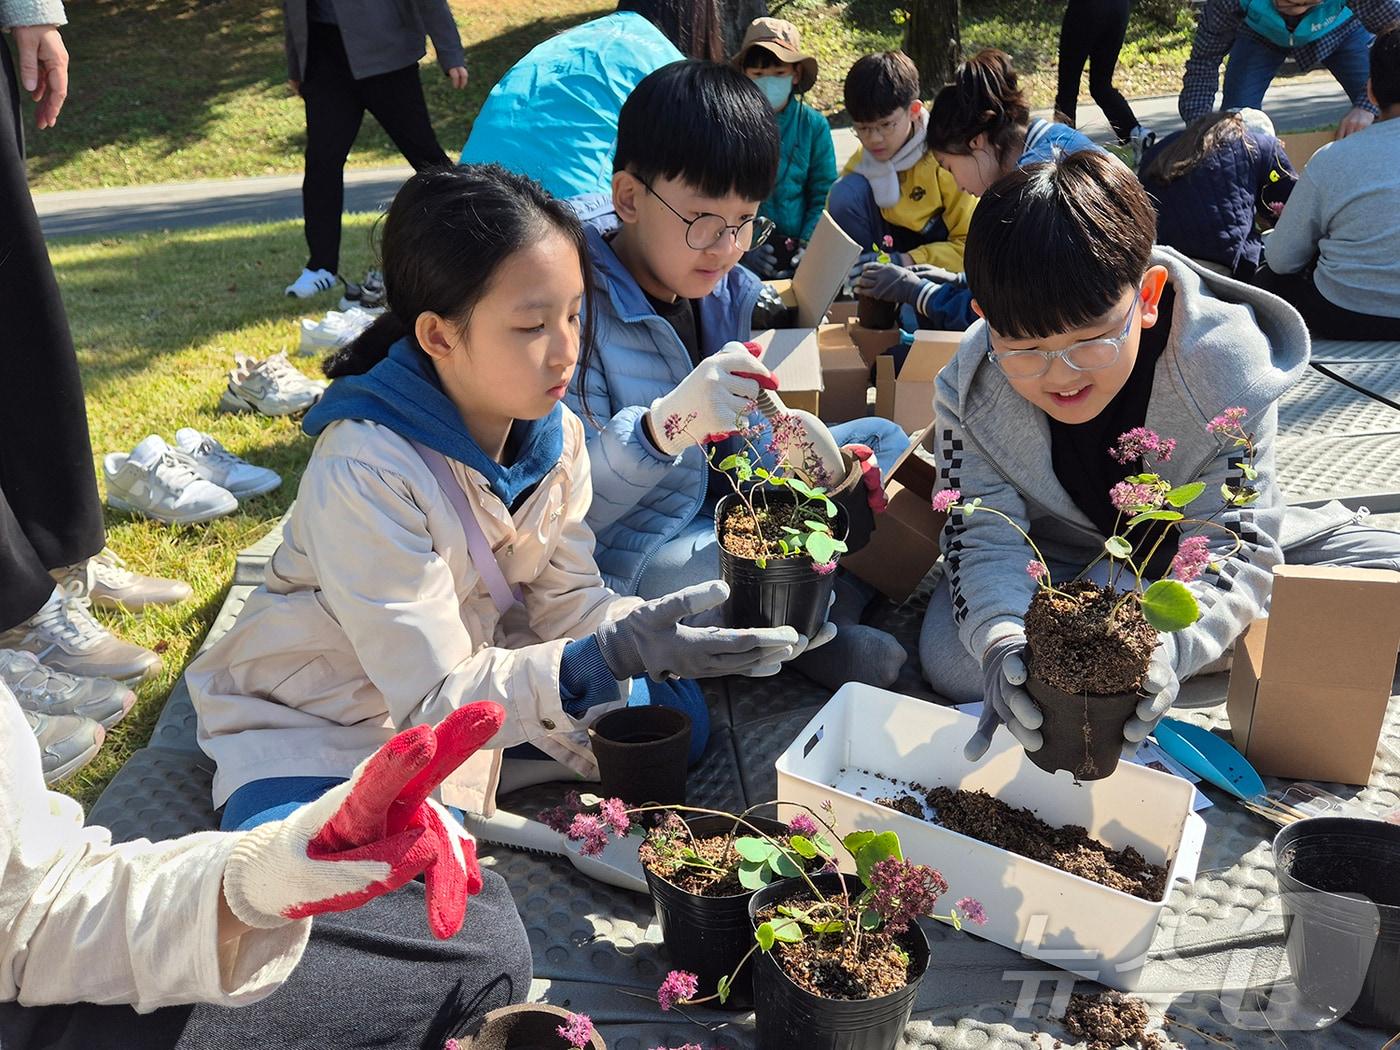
920, 150, 1400, 760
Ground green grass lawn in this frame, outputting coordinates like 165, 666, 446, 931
23, 0, 1193, 193
50, 215, 378, 807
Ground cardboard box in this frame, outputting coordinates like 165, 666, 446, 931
848, 323, 902, 369
1226, 564, 1400, 784
826, 301, 858, 325
815, 322, 871, 425
1280, 129, 1336, 169
841, 423, 948, 601
754, 212, 862, 415
874, 328, 961, 433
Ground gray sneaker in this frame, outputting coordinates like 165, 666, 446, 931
52, 547, 193, 612
0, 586, 160, 683
0, 648, 136, 728
22, 707, 105, 785
218, 352, 327, 417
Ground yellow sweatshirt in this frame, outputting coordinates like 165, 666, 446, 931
841, 148, 977, 272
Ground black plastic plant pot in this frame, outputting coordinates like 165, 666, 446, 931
715, 492, 849, 640
456, 1003, 607, 1049
856, 294, 898, 330
587, 706, 691, 807
644, 813, 791, 1011
1274, 816, 1400, 1030
747, 872, 930, 1050
1024, 669, 1139, 781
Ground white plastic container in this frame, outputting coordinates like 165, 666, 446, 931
774, 684, 1206, 991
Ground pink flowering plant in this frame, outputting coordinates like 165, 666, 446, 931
549, 795, 984, 1007
556, 1013, 595, 1049
932, 412, 1261, 636
665, 410, 847, 573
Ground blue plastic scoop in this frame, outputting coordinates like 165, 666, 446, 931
1152, 717, 1267, 801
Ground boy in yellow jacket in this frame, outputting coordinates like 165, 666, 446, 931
828, 51, 976, 274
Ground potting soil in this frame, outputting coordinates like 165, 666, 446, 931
754, 900, 916, 1000
1058, 991, 1166, 1050
1025, 582, 1157, 695
925, 787, 1168, 900
716, 498, 817, 561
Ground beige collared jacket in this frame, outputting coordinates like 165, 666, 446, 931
189, 408, 642, 816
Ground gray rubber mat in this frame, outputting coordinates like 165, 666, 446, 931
1277, 361, 1400, 439
86, 746, 218, 842
1310, 340, 1400, 363
1277, 432, 1400, 510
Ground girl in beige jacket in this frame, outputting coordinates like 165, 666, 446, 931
189, 165, 809, 830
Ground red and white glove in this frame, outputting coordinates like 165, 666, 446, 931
648, 341, 778, 454
221, 702, 505, 940
844, 443, 888, 514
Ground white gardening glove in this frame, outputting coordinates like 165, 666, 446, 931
222, 703, 505, 939
647, 342, 777, 456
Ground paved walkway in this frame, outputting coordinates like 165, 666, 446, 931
34, 76, 1351, 239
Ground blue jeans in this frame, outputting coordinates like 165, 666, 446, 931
637, 417, 911, 598
827, 172, 950, 257
1221, 27, 1373, 112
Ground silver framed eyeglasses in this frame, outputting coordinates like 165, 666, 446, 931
985, 288, 1142, 380
639, 178, 775, 252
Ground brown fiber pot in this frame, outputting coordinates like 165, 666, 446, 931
456, 1003, 606, 1049
1024, 670, 1140, 780
856, 295, 898, 330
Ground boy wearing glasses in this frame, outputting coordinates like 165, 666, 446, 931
828, 51, 976, 275
920, 151, 1399, 759
567, 60, 912, 690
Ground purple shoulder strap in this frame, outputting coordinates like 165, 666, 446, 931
409, 440, 522, 616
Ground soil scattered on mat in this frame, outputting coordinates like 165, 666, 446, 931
1025, 582, 1157, 695
926, 787, 1167, 900
1059, 991, 1166, 1050
875, 794, 926, 819
756, 899, 917, 1000
717, 498, 813, 561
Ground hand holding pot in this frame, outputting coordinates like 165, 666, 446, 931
594, 580, 800, 681
1122, 642, 1180, 752
647, 343, 777, 456
964, 634, 1045, 761
854, 262, 926, 306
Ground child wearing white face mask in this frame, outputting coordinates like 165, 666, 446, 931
732, 18, 836, 278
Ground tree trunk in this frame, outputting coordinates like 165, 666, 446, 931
718, 0, 769, 57
903, 0, 961, 97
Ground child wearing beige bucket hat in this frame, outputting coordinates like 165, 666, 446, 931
732, 18, 837, 278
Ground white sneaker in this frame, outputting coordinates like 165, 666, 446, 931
285, 268, 337, 298
22, 708, 105, 785
1129, 125, 1157, 167
298, 306, 376, 355
174, 428, 282, 498
218, 352, 327, 417
1, 648, 136, 729
0, 586, 161, 682
52, 547, 192, 611
104, 435, 239, 524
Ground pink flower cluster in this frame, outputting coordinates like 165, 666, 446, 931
813, 559, 837, 575
662, 411, 698, 443
557, 1012, 595, 1049
556, 796, 632, 856
766, 413, 832, 488
931, 488, 961, 513
1026, 560, 1048, 582
1206, 405, 1248, 435
1109, 480, 1164, 514
657, 969, 699, 1011
788, 812, 820, 837
868, 857, 949, 933
955, 896, 988, 926
650, 1044, 704, 1050
1170, 535, 1212, 583
1110, 427, 1176, 465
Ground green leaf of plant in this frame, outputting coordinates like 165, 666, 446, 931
824, 499, 837, 518
734, 837, 775, 863
768, 850, 802, 878
806, 532, 839, 565
771, 918, 805, 943
1104, 536, 1133, 560
855, 831, 903, 885
860, 909, 882, 930
753, 467, 770, 480
738, 861, 771, 891
781, 525, 801, 534
755, 556, 767, 569
1141, 578, 1201, 632
803, 519, 827, 532
785, 478, 815, 499
788, 835, 818, 859
1240, 463, 1259, 481
813, 834, 836, 858
755, 922, 777, 951
717, 975, 731, 1004
716, 454, 743, 472
843, 830, 875, 854
810, 920, 845, 934
735, 462, 752, 483
1126, 510, 1184, 528
1165, 481, 1206, 508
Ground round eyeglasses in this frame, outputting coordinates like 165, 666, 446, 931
639, 178, 775, 253
986, 291, 1141, 380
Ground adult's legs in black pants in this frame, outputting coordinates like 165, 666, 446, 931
1256, 266, 1400, 340
0, 39, 105, 632
299, 24, 450, 278
1055, 0, 1140, 142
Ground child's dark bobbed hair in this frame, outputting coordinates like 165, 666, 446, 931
842, 51, 920, 124
965, 150, 1157, 340
926, 48, 1029, 162
1373, 23, 1400, 110
615, 60, 779, 203
324, 164, 596, 392
617, 0, 723, 62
